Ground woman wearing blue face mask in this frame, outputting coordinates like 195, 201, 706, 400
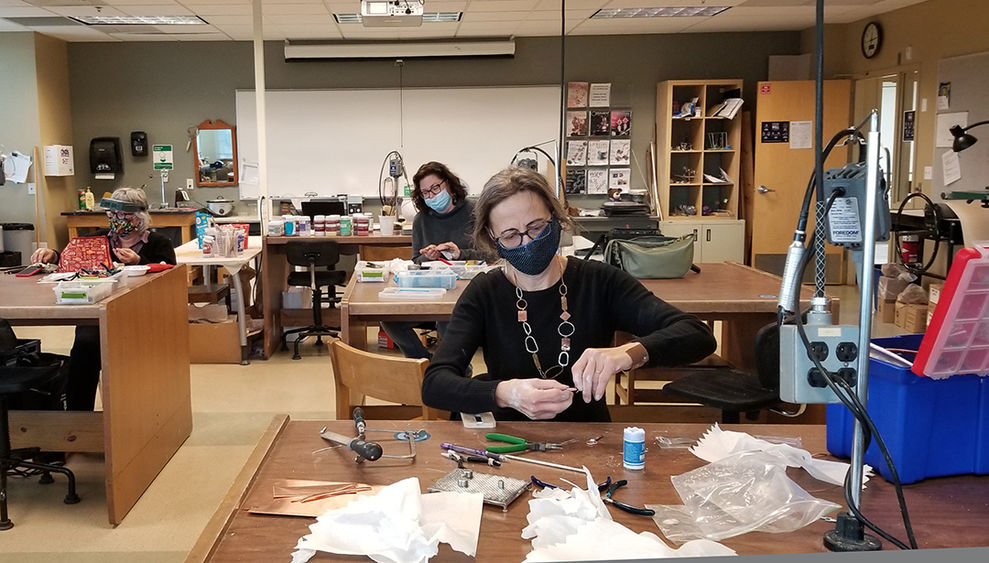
420, 167, 717, 422
30, 187, 176, 412
380, 162, 489, 359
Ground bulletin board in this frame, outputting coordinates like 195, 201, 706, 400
235, 86, 561, 200
932, 50, 989, 200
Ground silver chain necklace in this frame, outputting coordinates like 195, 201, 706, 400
513, 258, 574, 379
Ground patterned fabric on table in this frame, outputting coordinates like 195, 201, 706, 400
57, 236, 114, 273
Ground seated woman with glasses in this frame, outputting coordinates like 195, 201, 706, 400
381, 161, 488, 359
421, 167, 716, 422
30, 187, 176, 411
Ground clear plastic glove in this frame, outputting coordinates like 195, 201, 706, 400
113, 247, 140, 265
571, 346, 633, 403
495, 378, 573, 420
420, 241, 460, 261
30, 248, 58, 264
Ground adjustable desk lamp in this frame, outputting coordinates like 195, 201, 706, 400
944, 121, 989, 206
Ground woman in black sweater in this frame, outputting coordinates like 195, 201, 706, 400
421, 168, 717, 422
31, 187, 176, 410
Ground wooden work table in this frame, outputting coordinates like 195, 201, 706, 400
62, 208, 198, 243
1, 266, 192, 525
191, 418, 989, 561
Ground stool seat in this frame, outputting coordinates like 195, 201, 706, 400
187, 283, 231, 305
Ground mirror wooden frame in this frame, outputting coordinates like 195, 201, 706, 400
193, 119, 238, 187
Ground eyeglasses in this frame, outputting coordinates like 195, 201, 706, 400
492, 218, 551, 249
420, 179, 446, 198
105, 210, 136, 219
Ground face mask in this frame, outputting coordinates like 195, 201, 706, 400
109, 216, 138, 236
496, 218, 561, 276
424, 189, 452, 213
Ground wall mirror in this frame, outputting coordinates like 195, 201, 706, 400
193, 119, 238, 187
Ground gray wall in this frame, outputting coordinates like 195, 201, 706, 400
66, 32, 800, 213
0, 33, 43, 225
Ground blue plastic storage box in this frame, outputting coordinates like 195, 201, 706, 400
826, 334, 989, 484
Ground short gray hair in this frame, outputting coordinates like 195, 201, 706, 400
111, 187, 151, 232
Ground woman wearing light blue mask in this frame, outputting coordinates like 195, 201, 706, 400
381, 162, 489, 360
421, 167, 717, 422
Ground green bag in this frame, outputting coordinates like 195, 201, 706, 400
602, 235, 697, 279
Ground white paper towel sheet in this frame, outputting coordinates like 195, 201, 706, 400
290, 477, 482, 563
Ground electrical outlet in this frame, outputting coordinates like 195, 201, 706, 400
779, 324, 860, 404
27, 182, 36, 195
186, 178, 193, 189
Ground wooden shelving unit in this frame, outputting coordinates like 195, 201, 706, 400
655, 79, 743, 221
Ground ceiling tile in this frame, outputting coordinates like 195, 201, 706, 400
43, 6, 126, 16
112, 5, 196, 16
0, 6, 56, 16
0, 18, 26, 29
467, 0, 539, 12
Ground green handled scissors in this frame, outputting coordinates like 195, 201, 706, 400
484, 433, 570, 453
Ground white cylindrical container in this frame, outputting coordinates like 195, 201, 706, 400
267, 220, 285, 236
623, 427, 646, 470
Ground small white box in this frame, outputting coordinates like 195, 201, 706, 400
43, 145, 74, 176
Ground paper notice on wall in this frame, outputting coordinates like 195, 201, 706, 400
240, 162, 259, 185
789, 120, 812, 149
935, 112, 967, 148
7, 152, 32, 183
942, 150, 962, 185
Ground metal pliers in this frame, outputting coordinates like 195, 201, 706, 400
485, 433, 567, 454
603, 480, 655, 516
531, 475, 612, 492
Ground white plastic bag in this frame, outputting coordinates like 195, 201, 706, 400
649, 451, 840, 542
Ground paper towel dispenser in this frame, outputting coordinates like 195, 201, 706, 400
90, 137, 123, 174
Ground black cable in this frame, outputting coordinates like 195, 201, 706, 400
512, 145, 557, 168
786, 198, 918, 549
558, 0, 566, 187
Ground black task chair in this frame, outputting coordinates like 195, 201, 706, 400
282, 241, 347, 360
1, 332, 80, 530
662, 322, 797, 423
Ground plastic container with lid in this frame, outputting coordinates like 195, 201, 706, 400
395, 269, 457, 289
339, 216, 352, 236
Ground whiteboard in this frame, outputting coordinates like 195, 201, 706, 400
236, 86, 561, 199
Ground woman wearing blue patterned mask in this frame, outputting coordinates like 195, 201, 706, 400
380, 162, 489, 360
30, 187, 175, 412
421, 167, 716, 422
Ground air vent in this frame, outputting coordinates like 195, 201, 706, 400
5, 16, 83, 27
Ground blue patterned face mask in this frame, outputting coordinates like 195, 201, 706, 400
496, 218, 561, 276
109, 216, 138, 236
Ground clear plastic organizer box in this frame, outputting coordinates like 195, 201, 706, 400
826, 334, 989, 484
395, 269, 458, 290
53, 281, 114, 305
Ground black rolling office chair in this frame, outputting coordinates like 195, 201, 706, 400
1, 325, 80, 530
662, 321, 792, 423
282, 241, 347, 360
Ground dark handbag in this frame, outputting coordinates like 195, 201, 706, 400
602, 234, 699, 279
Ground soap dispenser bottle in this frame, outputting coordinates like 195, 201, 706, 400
84, 187, 95, 210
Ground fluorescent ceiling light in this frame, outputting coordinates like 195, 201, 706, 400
285, 38, 514, 59
592, 7, 730, 18
334, 12, 461, 24
70, 15, 207, 25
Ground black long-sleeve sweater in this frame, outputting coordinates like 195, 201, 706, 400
410, 199, 487, 264
421, 257, 717, 421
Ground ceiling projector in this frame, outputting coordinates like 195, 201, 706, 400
361, 1, 424, 27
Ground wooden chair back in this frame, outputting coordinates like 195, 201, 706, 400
330, 340, 442, 420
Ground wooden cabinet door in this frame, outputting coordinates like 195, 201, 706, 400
751, 80, 851, 283
659, 220, 702, 261
702, 221, 745, 263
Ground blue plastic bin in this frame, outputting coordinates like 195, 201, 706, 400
826, 334, 989, 484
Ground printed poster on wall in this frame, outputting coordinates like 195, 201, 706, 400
567, 82, 589, 108
587, 169, 609, 194
590, 110, 611, 136
903, 110, 916, 141
608, 168, 631, 192
587, 140, 610, 166
566, 140, 587, 166
761, 121, 789, 143
610, 139, 631, 165
566, 111, 588, 137
589, 83, 611, 107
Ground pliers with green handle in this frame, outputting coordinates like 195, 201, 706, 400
603, 480, 655, 516
484, 433, 569, 453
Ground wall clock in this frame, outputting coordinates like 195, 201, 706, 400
861, 21, 882, 59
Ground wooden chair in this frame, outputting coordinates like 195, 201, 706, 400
330, 340, 443, 420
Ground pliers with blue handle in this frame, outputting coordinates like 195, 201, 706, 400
485, 433, 567, 453
603, 480, 655, 516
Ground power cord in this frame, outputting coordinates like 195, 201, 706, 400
785, 192, 918, 549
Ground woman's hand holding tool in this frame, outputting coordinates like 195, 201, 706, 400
495, 379, 573, 420
571, 345, 637, 403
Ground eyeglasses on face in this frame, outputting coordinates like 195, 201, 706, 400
420, 179, 446, 198
492, 217, 551, 249
106, 210, 136, 219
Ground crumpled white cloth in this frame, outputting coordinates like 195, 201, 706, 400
689, 423, 872, 486
290, 477, 483, 563
520, 469, 736, 561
